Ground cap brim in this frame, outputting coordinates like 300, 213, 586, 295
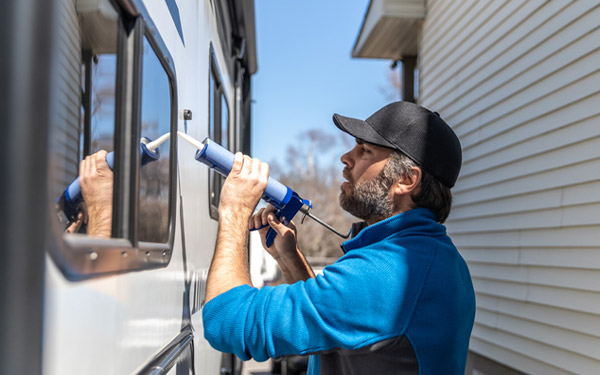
333, 113, 396, 149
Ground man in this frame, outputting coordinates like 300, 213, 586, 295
202, 101, 476, 374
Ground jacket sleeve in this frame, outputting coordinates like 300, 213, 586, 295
202, 243, 434, 361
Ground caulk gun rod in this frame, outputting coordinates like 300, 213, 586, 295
175, 134, 352, 239
302, 209, 352, 239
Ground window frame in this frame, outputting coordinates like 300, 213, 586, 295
207, 44, 231, 220
47, 0, 178, 281
135, 22, 178, 251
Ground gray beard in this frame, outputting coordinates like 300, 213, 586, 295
339, 170, 396, 222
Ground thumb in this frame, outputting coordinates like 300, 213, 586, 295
267, 213, 289, 236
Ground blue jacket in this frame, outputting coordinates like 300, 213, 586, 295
203, 208, 476, 374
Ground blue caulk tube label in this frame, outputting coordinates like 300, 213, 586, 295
194, 138, 293, 209
190, 137, 311, 247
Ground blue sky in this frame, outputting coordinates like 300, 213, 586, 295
251, 0, 398, 165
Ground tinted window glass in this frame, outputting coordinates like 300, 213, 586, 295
220, 94, 229, 149
90, 54, 117, 153
138, 36, 172, 243
208, 53, 229, 219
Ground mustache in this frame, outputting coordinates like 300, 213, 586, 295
342, 168, 353, 183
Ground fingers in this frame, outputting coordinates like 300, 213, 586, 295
261, 204, 276, 226
65, 212, 83, 233
94, 150, 110, 172
80, 150, 110, 180
248, 203, 280, 230
95, 150, 107, 162
231, 152, 243, 174
80, 155, 92, 182
266, 212, 289, 237
230, 152, 269, 183
79, 157, 86, 178
259, 161, 269, 186
231, 153, 269, 195
249, 207, 265, 230
89, 152, 97, 175
250, 156, 260, 178
240, 155, 253, 177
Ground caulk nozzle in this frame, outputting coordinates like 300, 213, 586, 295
144, 132, 171, 151
177, 131, 206, 151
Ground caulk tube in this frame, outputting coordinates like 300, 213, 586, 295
59, 137, 161, 222
194, 138, 293, 209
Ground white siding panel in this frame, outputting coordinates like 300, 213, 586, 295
475, 309, 600, 360
471, 324, 600, 375
453, 158, 600, 204
452, 180, 600, 220
452, 226, 600, 248
457, 69, 600, 152
473, 278, 600, 316
420, 0, 469, 62
454, 42, 600, 139
446, 21, 600, 126
457, 136, 600, 192
49, 0, 81, 196
422, 0, 549, 102
461, 246, 600, 270
448, 203, 600, 234
418, 0, 600, 372
470, 263, 600, 291
419, 0, 491, 72
476, 294, 600, 337
462, 93, 600, 170
470, 337, 574, 375
461, 113, 600, 179
423, 1, 598, 113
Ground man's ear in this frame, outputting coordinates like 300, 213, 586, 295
393, 166, 422, 196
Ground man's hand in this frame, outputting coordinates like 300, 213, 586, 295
249, 205, 299, 260
205, 152, 269, 303
80, 150, 113, 238
64, 209, 88, 234
219, 152, 269, 220
249, 205, 315, 283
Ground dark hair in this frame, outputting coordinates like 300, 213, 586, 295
386, 151, 453, 223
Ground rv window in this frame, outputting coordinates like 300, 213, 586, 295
208, 51, 230, 220
138, 36, 172, 243
48, 1, 177, 279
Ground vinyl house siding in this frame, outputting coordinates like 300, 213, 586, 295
50, 0, 82, 193
418, 1, 600, 374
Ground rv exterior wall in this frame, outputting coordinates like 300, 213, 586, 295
418, 1, 600, 374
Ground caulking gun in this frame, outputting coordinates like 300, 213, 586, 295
178, 131, 351, 247
57, 133, 171, 223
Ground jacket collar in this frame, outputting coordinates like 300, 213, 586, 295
342, 208, 443, 253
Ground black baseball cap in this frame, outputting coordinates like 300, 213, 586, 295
332, 101, 462, 188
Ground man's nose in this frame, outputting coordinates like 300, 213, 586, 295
340, 149, 353, 168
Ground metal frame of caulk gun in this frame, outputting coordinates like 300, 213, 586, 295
178, 132, 352, 246
57, 134, 170, 223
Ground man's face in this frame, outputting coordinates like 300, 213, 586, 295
339, 139, 396, 222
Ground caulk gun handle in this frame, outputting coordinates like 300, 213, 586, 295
263, 191, 309, 247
